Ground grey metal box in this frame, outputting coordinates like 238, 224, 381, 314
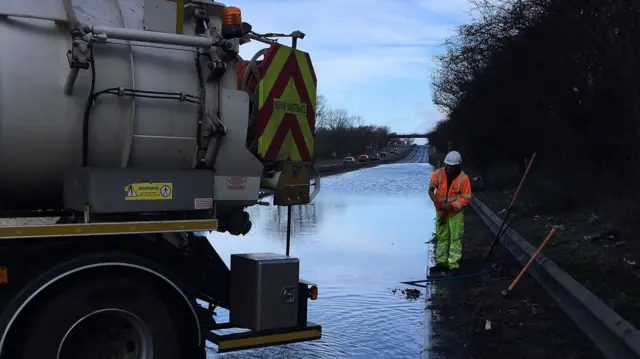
230, 253, 300, 331
63, 167, 215, 213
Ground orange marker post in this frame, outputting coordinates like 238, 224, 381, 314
501, 228, 557, 297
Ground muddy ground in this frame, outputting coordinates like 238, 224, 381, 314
425, 208, 603, 359
476, 188, 640, 330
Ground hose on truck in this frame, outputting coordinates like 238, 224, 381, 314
400, 265, 500, 288
81, 48, 201, 166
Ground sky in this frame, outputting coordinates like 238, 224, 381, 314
236, 0, 476, 137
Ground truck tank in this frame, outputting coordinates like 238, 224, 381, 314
0, 0, 255, 211
0, 0, 319, 239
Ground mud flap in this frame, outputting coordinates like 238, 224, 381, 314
206, 322, 322, 353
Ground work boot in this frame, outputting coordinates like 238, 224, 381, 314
429, 263, 448, 274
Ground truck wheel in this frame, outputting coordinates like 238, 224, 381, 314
19, 276, 183, 359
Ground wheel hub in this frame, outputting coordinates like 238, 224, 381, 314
57, 309, 153, 359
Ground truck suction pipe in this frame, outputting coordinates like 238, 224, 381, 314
90, 25, 214, 48
62, 0, 79, 95
64, 24, 214, 94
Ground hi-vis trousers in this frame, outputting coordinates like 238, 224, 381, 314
435, 210, 464, 269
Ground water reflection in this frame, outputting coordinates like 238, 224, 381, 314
207, 152, 436, 358
264, 203, 324, 241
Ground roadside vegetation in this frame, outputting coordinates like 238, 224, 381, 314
314, 95, 410, 161
428, 0, 640, 328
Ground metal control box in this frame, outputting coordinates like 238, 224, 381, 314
230, 253, 300, 331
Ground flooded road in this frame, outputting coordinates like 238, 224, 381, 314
207, 146, 436, 358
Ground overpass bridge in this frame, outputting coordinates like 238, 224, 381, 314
388, 133, 429, 139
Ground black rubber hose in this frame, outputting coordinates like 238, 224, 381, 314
81, 55, 200, 167
81, 47, 96, 167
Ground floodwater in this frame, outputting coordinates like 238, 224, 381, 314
206, 146, 436, 359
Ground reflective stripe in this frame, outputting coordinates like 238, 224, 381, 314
435, 247, 449, 255
436, 170, 471, 208
457, 173, 466, 188
257, 43, 317, 162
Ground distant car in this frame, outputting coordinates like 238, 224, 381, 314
380, 151, 387, 157
370, 153, 380, 161
358, 154, 369, 162
342, 156, 356, 164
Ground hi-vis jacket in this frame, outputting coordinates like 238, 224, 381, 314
429, 168, 472, 214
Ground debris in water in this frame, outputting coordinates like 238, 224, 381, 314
485, 320, 492, 331
391, 288, 422, 300
404, 288, 421, 300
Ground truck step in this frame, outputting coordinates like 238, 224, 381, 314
206, 322, 322, 353
0, 219, 217, 239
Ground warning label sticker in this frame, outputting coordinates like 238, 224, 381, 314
227, 176, 246, 190
194, 198, 213, 210
125, 183, 173, 200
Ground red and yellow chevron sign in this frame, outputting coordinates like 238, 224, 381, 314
257, 43, 317, 163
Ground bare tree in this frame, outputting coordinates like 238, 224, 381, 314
429, 0, 640, 184
325, 108, 352, 130
315, 94, 328, 129
350, 115, 365, 127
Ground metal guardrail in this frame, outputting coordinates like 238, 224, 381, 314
471, 197, 640, 359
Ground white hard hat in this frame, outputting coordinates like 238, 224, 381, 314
444, 151, 462, 165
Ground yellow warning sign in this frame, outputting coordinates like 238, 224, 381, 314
125, 183, 173, 200
274, 99, 307, 115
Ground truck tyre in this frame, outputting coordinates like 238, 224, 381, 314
19, 276, 183, 359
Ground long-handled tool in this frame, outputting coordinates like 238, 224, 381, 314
493, 192, 535, 242
286, 205, 292, 256
501, 228, 557, 297
484, 152, 537, 260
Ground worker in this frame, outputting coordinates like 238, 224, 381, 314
428, 151, 472, 275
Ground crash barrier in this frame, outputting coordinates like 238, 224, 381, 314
471, 197, 640, 359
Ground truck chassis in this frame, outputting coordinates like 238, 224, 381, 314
0, 230, 320, 358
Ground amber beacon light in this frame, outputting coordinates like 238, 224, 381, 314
221, 6, 243, 38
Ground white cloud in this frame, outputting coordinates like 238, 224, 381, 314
237, 0, 473, 95
413, 101, 444, 131
234, 0, 476, 132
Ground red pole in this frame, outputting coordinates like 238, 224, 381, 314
502, 228, 557, 296
484, 152, 537, 260
509, 152, 537, 208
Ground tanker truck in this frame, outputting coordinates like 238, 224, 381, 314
0, 1, 322, 358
